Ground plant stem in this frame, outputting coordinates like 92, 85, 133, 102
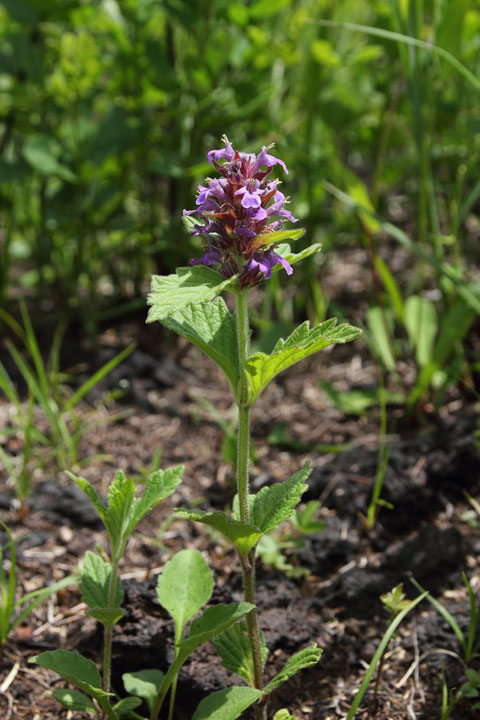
103, 557, 120, 694
235, 291, 266, 720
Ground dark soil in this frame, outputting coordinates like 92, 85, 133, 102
1, 252, 480, 719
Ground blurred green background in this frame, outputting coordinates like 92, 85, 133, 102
1, 0, 479, 359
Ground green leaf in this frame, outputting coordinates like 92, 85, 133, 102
30, 650, 112, 702
123, 669, 164, 713
274, 242, 322, 271
113, 696, 142, 717
86, 607, 125, 625
160, 298, 239, 395
273, 711, 296, 720
213, 620, 268, 686
146, 266, 234, 323
22, 135, 76, 182
264, 644, 323, 693
191, 686, 262, 720
251, 463, 311, 535
174, 509, 262, 557
244, 319, 361, 406
404, 296, 438, 367
319, 380, 405, 415
80, 551, 123, 612
366, 306, 396, 371
70, 466, 183, 555
52, 688, 97, 713
157, 549, 213, 637
255, 228, 305, 246
179, 603, 255, 659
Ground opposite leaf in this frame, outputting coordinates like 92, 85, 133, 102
80, 551, 123, 613
30, 650, 112, 702
160, 298, 239, 396
147, 266, 235, 323
52, 688, 96, 714
123, 669, 164, 713
157, 549, 213, 636
213, 620, 268, 686
251, 462, 311, 535
179, 602, 256, 659
244, 319, 361, 405
175, 509, 262, 557
274, 242, 322, 272
192, 686, 262, 720
263, 644, 323, 694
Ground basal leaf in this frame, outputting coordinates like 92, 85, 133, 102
52, 688, 97, 713
123, 669, 164, 713
146, 266, 234, 323
160, 298, 239, 395
86, 607, 125, 625
251, 462, 311, 535
179, 602, 255, 659
192, 686, 262, 720
174, 509, 262, 556
245, 319, 361, 405
157, 549, 213, 636
30, 650, 112, 702
213, 620, 268, 686
263, 644, 322, 694
80, 551, 123, 612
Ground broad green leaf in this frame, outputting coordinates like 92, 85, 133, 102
30, 650, 112, 702
264, 644, 323, 693
123, 669, 164, 713
179, 603, 255, 659
22, 135, 76, 182
273, 711, 296, 720
404, 296, 438, 367
319, 380, 404, 415
52, 689, 96, 713
192, 686, 262, 720
174, 509, 262, 557
146, 266, 234, 323
80, 551, 123, 612
366, 306, 396, 371
157, 549, 213, 637
153, 603, 255, 712
274, 242, 322, 271
213, 620, 268, 686
251, 463, 311, 535
244, 319, 361, 406
160, 298, 239, 395
113, 696, 142, 717
129, 466, 184, 532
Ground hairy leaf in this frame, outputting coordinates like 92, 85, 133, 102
245, 319, 361, 405
147, 266, 234, 323
160, 298, 239, 395
157, 549, 213, 636
192, 686, 262, 720
179, 603, 255, 659
30, 650, 112, 702
175, 509, 262, 556
264, 644, 322, 693
213, 620, 268, 686
80, 551, 123, 612
122, 669, 164, 713
252, 463, 310, 534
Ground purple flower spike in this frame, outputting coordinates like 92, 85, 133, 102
184, 137, 299, 286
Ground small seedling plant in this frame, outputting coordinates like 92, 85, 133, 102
31, 138, 361, 719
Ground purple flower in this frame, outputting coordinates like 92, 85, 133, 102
184, 136, 299, 287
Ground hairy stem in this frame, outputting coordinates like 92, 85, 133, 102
103, 557, 120, 694
235, 291, 266, 720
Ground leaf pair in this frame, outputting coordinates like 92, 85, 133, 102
176, 463, 312, 557
69, 465, 184, 559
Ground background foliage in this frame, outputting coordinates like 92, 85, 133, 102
1, 0, 479, 352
